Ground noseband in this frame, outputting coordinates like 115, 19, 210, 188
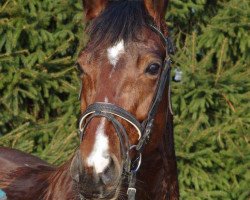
78, 25, 174, 200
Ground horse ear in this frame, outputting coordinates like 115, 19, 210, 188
82, 0, 109, 21
143, 0, 169, 21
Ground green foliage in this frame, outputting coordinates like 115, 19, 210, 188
0, 0, 249, 199
0, 0, 84, 161
169, 0, 250, 199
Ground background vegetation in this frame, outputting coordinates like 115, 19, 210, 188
0, 0, 249, 199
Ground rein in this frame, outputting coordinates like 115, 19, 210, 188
78, 25, 175, 200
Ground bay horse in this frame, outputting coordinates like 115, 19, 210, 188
0, 0, 179, 199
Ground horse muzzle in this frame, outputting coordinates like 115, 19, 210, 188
70, 151, 122, 199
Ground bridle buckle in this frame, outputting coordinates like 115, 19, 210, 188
127, 187, 136, 195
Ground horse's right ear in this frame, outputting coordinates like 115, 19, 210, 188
82, 0, 109, 21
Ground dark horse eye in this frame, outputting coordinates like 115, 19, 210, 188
75, 63, 84, 75
145, 63, 161, 75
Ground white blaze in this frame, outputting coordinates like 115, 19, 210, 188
86, 97, 110, 174
107, 40, 125, 67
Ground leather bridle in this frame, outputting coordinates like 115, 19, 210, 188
78, 25, 174, 200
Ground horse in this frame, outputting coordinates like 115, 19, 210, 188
0, 0, 179, 199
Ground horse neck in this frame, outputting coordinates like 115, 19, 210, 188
135, 87, 178, 199
143, 84, 171, 156
44, 159, 76, 200
140, 95, 170, 168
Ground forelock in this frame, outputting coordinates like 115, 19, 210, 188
86, 1, 152, 48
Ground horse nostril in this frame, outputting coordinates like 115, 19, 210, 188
100, 157, 117, 186
101, 168, 112, 185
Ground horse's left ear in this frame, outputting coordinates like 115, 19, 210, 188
82, 0, 109, 21
143, 0, 169, 21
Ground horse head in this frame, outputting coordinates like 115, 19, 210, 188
70, 0, 170, 199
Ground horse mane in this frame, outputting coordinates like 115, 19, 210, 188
86, 1, 153, 48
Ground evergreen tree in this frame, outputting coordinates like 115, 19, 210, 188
0, 0, 249, 199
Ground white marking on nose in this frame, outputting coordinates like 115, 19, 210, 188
86, 98, 110, 173
107, 40, 125, 67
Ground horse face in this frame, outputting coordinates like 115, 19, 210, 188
73, 0, 169, 199
74, 29, 165, 198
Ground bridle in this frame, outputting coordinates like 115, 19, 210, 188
78, 24, 175, 200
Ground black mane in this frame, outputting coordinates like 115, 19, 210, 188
87, 0, 152, 47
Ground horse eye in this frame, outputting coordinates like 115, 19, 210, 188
75, 63, 84, 75
145, 63, 161, 75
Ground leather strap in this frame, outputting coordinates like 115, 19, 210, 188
79, 102, 143, 139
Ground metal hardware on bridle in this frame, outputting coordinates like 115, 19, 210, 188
173, 67, 182, 82
129, 145, 142, 173
77, 24, 174, 200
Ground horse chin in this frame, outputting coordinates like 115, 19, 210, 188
79, 175, 122, 200
80, 184, 121, 200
